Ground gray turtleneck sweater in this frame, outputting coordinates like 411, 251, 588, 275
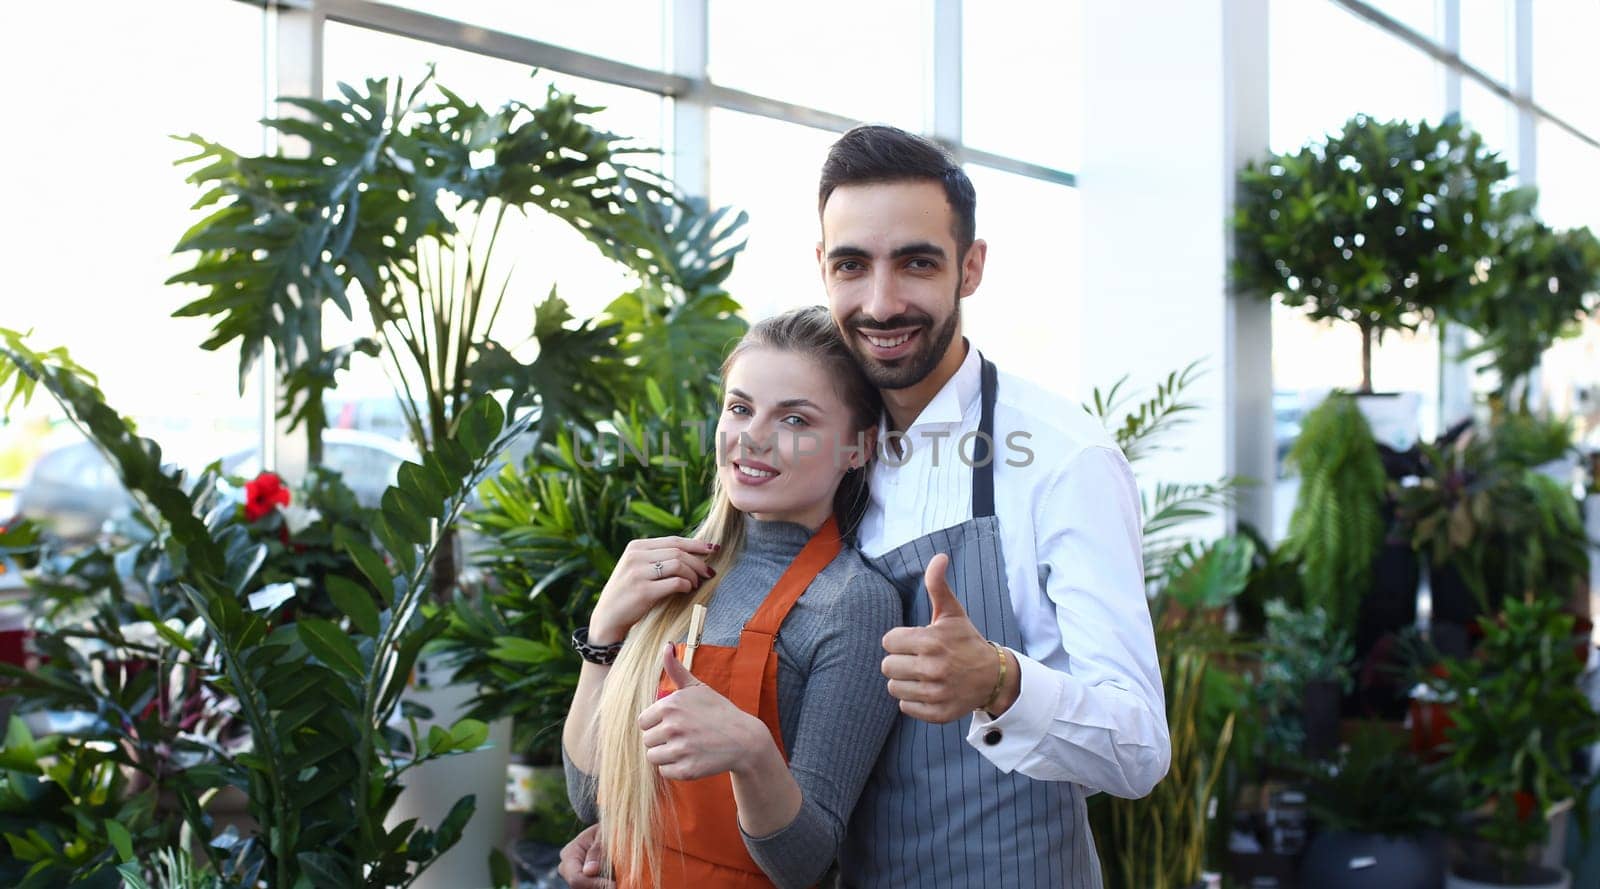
564, 516, 903, 889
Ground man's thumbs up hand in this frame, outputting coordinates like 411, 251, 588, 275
923, 553, 967, 623
880, 553, 1019, 724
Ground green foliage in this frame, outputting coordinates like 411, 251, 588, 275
1428, 596, 1600, 882
1089, 363, 1253, 889
1452, 196, 1600, 408
1084, 361, 1245, 586
1159, 536, 1257, 616
1491, 409, 1577, 469
116, 847, 227, 889
0, 335, 529, 887
1234, 115, 1509, 389
1256, 600, 1354, 767
1282, 394, 1387, 634
1085, 361, 1203, 465
242, 466, 384, 621
1233, 522, 1307, 637
442, 391, 721, 763
1396, 430, 1589, 609
170, 71, 746, 466
0, 328, 100, 416
1094, 647, 1236, 889
1304, 724, 1463, 836
0, 717, 153, 889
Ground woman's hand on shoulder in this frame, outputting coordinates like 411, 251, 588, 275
639, 643, 773, 781
588, 536, 719, 644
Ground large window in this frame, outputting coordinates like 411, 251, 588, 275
1264, 0, 1600, 542
0, 0, 267, 514
708, 110, 838, 322
961, 166, 1081, 397
1533, 0, 1600, 139
707, 0, 928, 131
374, 0, 668, 70
1268, 0, 1442, 153
319, 22, 671, 441
288, 1, 1081, 455
962, 0, 1083, 171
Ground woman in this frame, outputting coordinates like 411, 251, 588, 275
562, 306, 902, 889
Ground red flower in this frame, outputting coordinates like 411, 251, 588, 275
244, 472, 291, 522
1512, 791, 1537, 822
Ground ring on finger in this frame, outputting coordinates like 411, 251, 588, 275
652, 560, 665, 580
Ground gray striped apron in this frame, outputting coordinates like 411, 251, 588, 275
839, 356, 1101, 888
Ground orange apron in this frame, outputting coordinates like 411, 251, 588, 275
629, 516, 842, 889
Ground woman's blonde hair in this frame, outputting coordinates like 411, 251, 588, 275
593, 305, 881, 884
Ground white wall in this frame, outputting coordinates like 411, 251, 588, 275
1079, 0, 1274, 536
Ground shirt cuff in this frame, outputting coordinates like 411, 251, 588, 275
966, 648, 1065, 773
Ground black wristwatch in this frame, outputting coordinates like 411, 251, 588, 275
571, 626, 624, 665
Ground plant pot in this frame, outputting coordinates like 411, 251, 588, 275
386, 658, 512, 889
1445, 865, 1570, 888
1427, 560, 1479, 660
1348, 527, 1421, 719
1299, 829, 1445, 889
1586, 492, 1600, 623
1302, 679, 1343, 761
1538, 798, 1574, 871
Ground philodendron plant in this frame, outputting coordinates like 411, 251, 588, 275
0, 328, 529, 888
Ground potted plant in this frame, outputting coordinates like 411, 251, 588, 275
170, 71, 747, 885
1233, 114, 1508, 394
1429, 596, 1600, 888
1299, 723, 1463, 889
1447, 195, 1600, 413
1280, 393, 1391, 645
0, 332, 529, 887
1086, 364, 1254, 889
1257, 599, 1354, 766
1397, 428, 1590, 657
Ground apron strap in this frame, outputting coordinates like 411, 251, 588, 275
972, 356, 999, 520
728, 514, 842, 713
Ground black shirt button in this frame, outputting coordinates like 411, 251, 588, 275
983, 729, 1003, 746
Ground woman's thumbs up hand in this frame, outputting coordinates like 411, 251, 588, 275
640, 643, 771, 781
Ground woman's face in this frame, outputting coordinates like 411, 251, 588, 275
716, 347, 868, 529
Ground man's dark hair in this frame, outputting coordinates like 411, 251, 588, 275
818, 125, 978, 256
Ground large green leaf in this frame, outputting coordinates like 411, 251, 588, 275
1162, 536, 1256, 612
297, 618, 366, 680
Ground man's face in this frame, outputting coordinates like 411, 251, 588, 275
818, 181, 984, 390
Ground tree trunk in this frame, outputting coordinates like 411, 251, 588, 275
307, 423, 324, 469
431, 528, 458, 601
1359, 320, 1375, 393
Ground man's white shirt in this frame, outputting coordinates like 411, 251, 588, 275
858, 344, 1171, 798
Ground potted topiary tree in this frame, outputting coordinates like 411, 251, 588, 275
1429, 596, 1600, 888
1447, 192, 1600, 414
1233, 114, 1508, 394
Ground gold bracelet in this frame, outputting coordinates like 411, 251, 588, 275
981, 641, 1008, 713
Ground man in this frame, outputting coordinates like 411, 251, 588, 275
561, 126, 1168, 888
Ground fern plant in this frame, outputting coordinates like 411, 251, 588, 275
1282, 394, 1387, 634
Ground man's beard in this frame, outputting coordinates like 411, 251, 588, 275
846, 288, 961, 391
